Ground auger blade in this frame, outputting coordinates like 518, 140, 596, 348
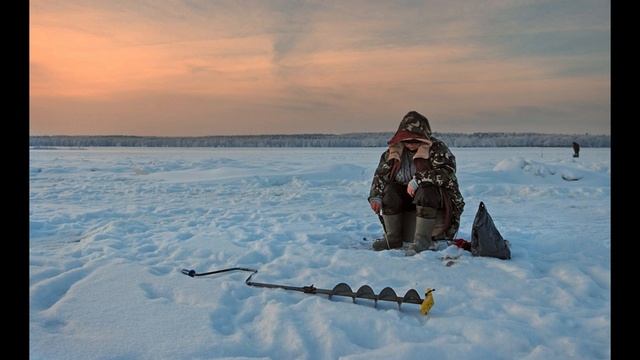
331, 283, 356, 302
355, 285, 377, 306
378, 287, 401, 309
402, 289, 423, 304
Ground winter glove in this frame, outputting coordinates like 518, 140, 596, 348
369, 198, 382, 214
407, 178, 419, 197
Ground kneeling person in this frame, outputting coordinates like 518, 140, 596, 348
368, 111, 465, 255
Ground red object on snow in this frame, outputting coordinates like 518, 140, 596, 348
453, 239, 471, 251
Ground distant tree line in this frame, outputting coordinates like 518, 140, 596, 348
29, 133, 610, 148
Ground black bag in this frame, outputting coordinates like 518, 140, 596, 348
471, 202, 511, 259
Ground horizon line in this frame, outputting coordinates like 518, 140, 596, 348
29, 131, 610, 137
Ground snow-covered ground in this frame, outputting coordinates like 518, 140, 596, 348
29, 147, 610, 360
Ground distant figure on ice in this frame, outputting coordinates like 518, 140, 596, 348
368, 111, 465, 255
572, 142, 580, 158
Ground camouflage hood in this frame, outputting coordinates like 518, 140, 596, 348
387, 111, 432, 145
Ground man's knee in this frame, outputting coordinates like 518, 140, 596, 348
382, 194, 404, 214
413, 185, 441, 209
382, 183, 411, 214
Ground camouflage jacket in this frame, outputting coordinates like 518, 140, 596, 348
368, 137, 465, 238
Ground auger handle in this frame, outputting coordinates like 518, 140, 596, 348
181, 267, 257, 278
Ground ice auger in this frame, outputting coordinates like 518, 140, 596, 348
181, 267, 435, 315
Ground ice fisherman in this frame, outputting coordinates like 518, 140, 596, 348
368, 111, 465, 255
572, 142, 580, 158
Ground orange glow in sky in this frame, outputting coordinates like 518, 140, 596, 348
30, 1, 610, 136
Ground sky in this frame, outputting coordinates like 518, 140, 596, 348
30, 0, 611, 136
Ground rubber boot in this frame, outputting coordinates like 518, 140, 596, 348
372, 213, 404, 251
406, 207, 437, 256
401, 210, 416, 244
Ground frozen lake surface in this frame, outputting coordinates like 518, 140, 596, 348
30, 147, 610, 359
